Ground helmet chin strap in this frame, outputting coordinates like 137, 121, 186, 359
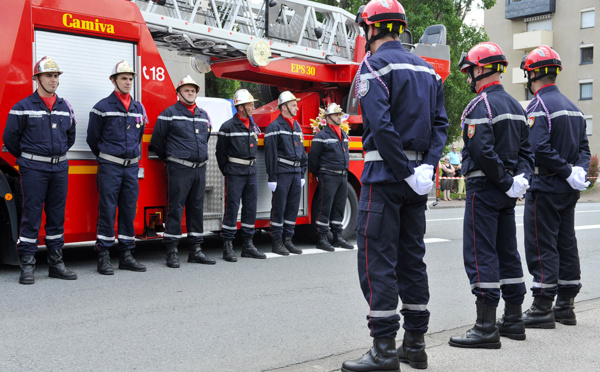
180, 93, 196, 105
114, 77, 127, 95
526, 71, 547, 95
363, 25, 390, 53
37, 77, 57, 95
328, 116, 341, 126
468, 67, 498, 94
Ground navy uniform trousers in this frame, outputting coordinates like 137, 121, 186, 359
164, 162, 206, 245
463, 177, 526, 307
221, 173, 257, 241
524, 190, 581, 299
314, 173, 347, 234
95, 162, 139, 252
18, 167, 68, 254
270, 171, 302, 240
357, 181, 429, 338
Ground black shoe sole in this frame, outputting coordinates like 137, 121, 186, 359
19, 278, 35, 285
188, 259, 216, 265
223, 257, 238, 262
118, 265, 147, 272
272, 250, 290, 256
555, 319, 577, 326
167, 263, 180, 268
499, 332, 526, 340
241, 252, 267, 259
49, 272, 78, 280
98, 270, 114, 275
448, 340, 501, 349
316, 247, 335, 252
399, 359, 428, 369
524, 322, 555, 329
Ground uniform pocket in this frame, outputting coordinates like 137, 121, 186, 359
357, 200, 384, 239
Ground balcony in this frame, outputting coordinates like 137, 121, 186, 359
513, 30, 553, 50
512, 67, 527, 84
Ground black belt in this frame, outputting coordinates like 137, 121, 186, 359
320, 168, 347, 175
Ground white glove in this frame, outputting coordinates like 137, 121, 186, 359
567, 166, 590, 191
268, 182, 277, 192
404, 164, 434, 195
301, 179, 305, 187
505, 173, 530, 198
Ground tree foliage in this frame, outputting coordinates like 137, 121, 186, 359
205, 71, 239, 100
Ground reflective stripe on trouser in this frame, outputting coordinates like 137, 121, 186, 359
314, 173, 347, 234
524, 190, 582, 299
17, 167, 68, 255
220, 173, 258, 241
164, 163, 206, 245
463, 178, 526, 307
357, 182, 430, 338
270, 172, 301, 240
95, 162, 139, 252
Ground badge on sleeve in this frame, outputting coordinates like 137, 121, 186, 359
527, 116, 535, 127
358, 80, 370, 97
467, 124, 476, 138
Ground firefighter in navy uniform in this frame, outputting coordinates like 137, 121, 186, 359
308, 103, 353, 251
87, 60, 147, 275
150, 75, 215, 267
342, 1, 449, 371
448, 42, 534, 349
3, 56, 77, 284
520, 46, 590, 328
215, 89, 266, 261
264, 91, 308, 256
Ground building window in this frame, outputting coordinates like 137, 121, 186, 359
581, 9, 595, 28
585, 116, 593, 136
580, 82, 593, 100
581, 45, 594, 64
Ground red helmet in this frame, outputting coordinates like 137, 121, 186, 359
459, 42, 508, 73
521, 45, 562, 73
357, 0, 407, 28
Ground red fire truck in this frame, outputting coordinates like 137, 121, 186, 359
0, 0, 450, 265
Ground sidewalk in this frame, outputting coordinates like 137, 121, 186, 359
268, 297, 600, 372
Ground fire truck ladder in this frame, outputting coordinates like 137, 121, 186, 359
133, 0, 361, 68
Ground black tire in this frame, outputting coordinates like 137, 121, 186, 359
259, 84, 279, 104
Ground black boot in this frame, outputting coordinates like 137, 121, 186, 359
397, 331, 427, 369
19, 254, 36, 285
47, 249, 77, 280
448, 300, 501, 349
272, 238, 289, 256
241, 238, 266, 259
553, 295, 576, 325
523, 296, 555, 329
284, 236, 302, 254
119, 250, 147, 272
497, 302, 525, 340
188, 243, 216, 265
223, 240, 238, 262
316, 233, 335, 252
341, 338, 400, 372
165, 244, 180, 268
333, 233, 354, 249
97, 250, 114, 275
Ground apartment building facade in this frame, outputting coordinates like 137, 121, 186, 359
484, 0, 599, 157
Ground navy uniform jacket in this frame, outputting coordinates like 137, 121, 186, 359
87, 91, 146, 162
461, 84, 534, 191
526, 85, 590, 193
264, 114, 308, 182
357, 41, 448, 184
150, 101, 211, 164
308, 124, 349, 174
3, 91, 76, 172
215, 114, 259, 175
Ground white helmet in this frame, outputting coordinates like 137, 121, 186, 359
176, 75, 200, 92
277, 91, 300, 107
32, 56, 62, 80
233, 89, 258, 106
324, 103, 344, 116
110, 60, 135, 78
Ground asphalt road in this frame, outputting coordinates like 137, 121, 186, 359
1, 202, 599, 371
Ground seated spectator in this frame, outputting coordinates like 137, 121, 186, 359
440, 156, 455, 201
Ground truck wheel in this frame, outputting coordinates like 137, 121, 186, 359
340, 183, 358, 240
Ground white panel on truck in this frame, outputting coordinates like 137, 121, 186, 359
35, 31, 136, 157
